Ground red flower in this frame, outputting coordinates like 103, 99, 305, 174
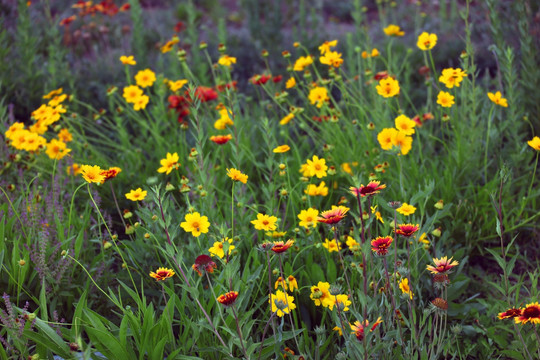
272, 75, 283, 83
60, 15, 77, 26
216, 81, 238, 92
192, 255, 217, 276
217, 291, 238, 307
515, 303, 540, 324
498, 308, 522, 320
250, 74, 272, 85
349, 181, 386, 197
371, 236, 393, 256
395, 223, 420, 237
317, 206, 349, 225
210, 135, 233, 145
271, 239, 295, 254
119, 3, 130, 11
174, 21, 186, 33
191, 86, 218, 102
374, 71, 389, 80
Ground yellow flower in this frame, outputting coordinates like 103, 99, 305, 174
371, 48, 380, 57
273, 145, 290, 153
285, 77, 296, 89
133, 95, 150, 111
377, 128, 398, 150
169, 79, 188, 92
123, 85, 143, 103
214, 107, 234, 130
125, 188, 148, 201
58, 128, 73, 142
135, 69, 156, 88
226, 168, 248, 184
218, 55, 237, 67
304, 181, 328, 196
45, 139, 71, 160
149, 267, 175, 281
437, 91, 455, 108
319, 51, 343, 68
439, 68, 467, 88
487, 91, 508, 107
308, 87, 329, 108
383, 24, 405, 37
287, 275, 298, 292
119, 55, 136, 65
81, 165, 106, 184
393, 131, 413, 155
318, 40, 337, 54
293, 55, 313, 71
275, 276, 287, 289
322, 238, 341, 253
160, 36, 179, 53
341, 162, 353, 175
180, 212, 210, 237
157, 152, 181, 175
417, 32, 438, 51
332, 294, 351, 311
527, 136, 540, 151
48, 94, 67, 107
346, 236, 360, 251
279, 113, 294, 125
395, 114, 416, 135
376, 77, 400, 98
399, 278, 414, 299
298, 208, 319, 228
310, 282, 332, 307
251, 213, 278, 231
42, 88, 63, 99
397, 203, 416, 216
306, 155, 328, 178
270, 290, 296, 317
209, 238, 234, 258
371, 206, 384, 224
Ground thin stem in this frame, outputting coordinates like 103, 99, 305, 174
232, 305, 248, 359
257, 312, 276, 360
266, 252, 276, 336
277, 255, 301, 352
333, 227, 357, 313
109, 182, 127, 231
484, 106, 495, 183
513, 323, 533, 360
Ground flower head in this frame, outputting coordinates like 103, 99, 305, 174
515, 303, 540, 324
399, 278, 414, 299
396, 203, 416, 216
383, 24, 405, 37
226, 168, 248, 184
168, 79, 188, 92
123, 85, 143, 103
322, 238, 341, 253
287, 275, 298, 292
487, 91, 508, 107
426, 256, 459, 274
210, 134, 233, 145
377, 128, 399, 150
498, 308, 522, 320
350, 181, 386, 197
271, 239, 295, 254
218, 55, 237, 67
417, 32, 438, 50
318, 40, 338, 54
217, 291, 238, 307
304, 181, 329, 197
157, 152, 181, 175
81, 165, 106, 184
125, 188, 147, 201
376, 77, 400, 98
251, 213, 278, 231
350, 317, 383, 341
209, 238, 234, 259
58, 128, 73, 142
181, 212, 210, 237
371, 236, 393, 256
308, 87, 329, 108
317, 205, 349, 225
437, 91, 455, 108
120, 55, 136, 65
192, 254, 217, 276
439, 68, 467, 88
298, 208, 319, 228
135, 69, 156, 88
396, 223, 420, 237
305, 155, 328, 178
293, 56, 313, 71
45, 139, 71, 160
527, 136, 540, 151
310, 282, 332, 307
100, 167, 122, 183
285, 77, 296, 89
270, 290, 296, 317
320, 51, 343, 68
332, 294, 351, 312
273, 145, 290, 153
395, 115, 416, 135
149, 267, 175, 281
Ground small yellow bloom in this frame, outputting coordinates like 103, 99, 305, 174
332, 294, 351, 311
226, 168, 248, 184
376, 77, 400, 98
251, 213, 278, 231
270, 290, 296, 317
122, 85, 143, 103
160, 36, 179, 53
308, 87, 329, 108
318, 40, 337, 54
393, 131, 413, 155
279, 113, 294, 125
293, 56, 313, 71
120, 55, 136, 65
218, 55, 237, 67
304, 181, 329, 197
125, 188, 148, 201
133, 95, 150, 111
285, 77, 296, 89
377, 128, 398, 150
58, 128, 73, 142
437, 91, 455, 108
383, 24, 405, 37
273, 145, 290, 153
169, 79, 188, 92
487, 91, 508, 107
399, 278, 414, 299
180, 212, 210, 237
417, 32, 438, 51
135, 69, 156, 88
527, 136, 540, 151
397, 203, 416, 216
80, 165, 105, 184
157, 152, 181, 175
42, 88, 63, 99
45, 139, 71, 160
394, 114, 416, 135
322, 238, 341, 253
306, 155, 328, 178
319, 51, 343, 68
209, 238, 234, 258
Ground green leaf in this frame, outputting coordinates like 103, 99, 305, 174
85, 326, 129, 359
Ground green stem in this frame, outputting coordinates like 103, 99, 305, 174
484, 106, 495, 182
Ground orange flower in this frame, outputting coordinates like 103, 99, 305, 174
498, 308, 521, 320
149, 267, 175, 281
350, 181, 386, 197
317, 205, 349, 225
371, 236, 393, 256
192, 255, 217, 276
350, 317, 383, 341
515, 303, 540, 325
395, 224, 420, 237
426, 256, 459, 274
271, 239, 295, 254
100, 167, 121, 183
210, 134, 233, 144
217, 291, 239, 307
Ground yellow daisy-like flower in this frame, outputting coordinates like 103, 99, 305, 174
318, 40, 337, 54
417, 32, 438, 51
527, 136, 540, 151
226, 168, 248, 184
157, 152, 181, 175
45, 139, 71, 160
48, 94, 67, 107
376, 77, 400, 98
293, 55, 313, 71
399, 278, 414, 299
273, 145, 290, 153
487, 91, 508, 107
515, 303, 540, 325
287, 275, 298, 292
308, 87, 329, 108
439, 68, 467, 89
135, 69, 156, 88
270, 290, 296, 317
306, 155, 328, 178
119, 55, 136, 66
279, 113, 294, 125
437, 91, 455, 108
251, 213, 278, 231
80, 165, 106, 184
377, 128, 398, 150
160, 36, 179, 53
426, 256, 459, 274
319, 51, 343, 68
383, 24, 405, 37
149, 267, 175, 281
209, 238, 234, 259
218, 55, 237, 67
169, 79, 188, 92
297, 208, 319, 228
180, 212, 210, 237
397, 203, 416, 216
393, 131, 413, 155
42, 88, 63, 99
304, 181, 328, 197
125, 188, 148, 201
332, 294, 351, 311
310, 282, 332, 307
123, 85, 143, 103
133, 95, 150, 111
395, 115, 416, 135
58, 128, 73, 143
322, 238, 341, 253
285, 77, 296, 89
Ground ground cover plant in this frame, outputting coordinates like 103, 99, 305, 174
1, 0, 540, 359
